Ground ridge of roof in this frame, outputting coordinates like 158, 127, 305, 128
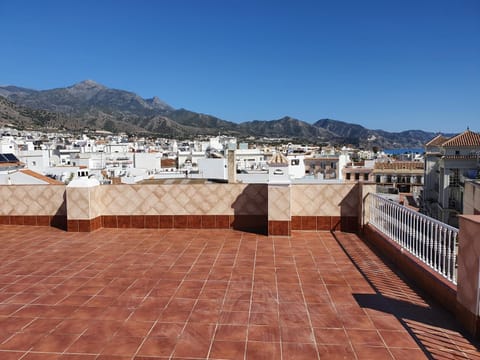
442, 130, 480, 147
425, 134, 448, 147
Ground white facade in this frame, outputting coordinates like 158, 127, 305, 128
133, 152, 162, 171
287, 155, 305, 179
197, 158, 228, 180
17, 150, 50, 173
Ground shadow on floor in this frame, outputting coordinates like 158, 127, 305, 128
331, 231, 480, 358
354, 293, 460, 333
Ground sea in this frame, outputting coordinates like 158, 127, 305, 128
383, 148, 424, 155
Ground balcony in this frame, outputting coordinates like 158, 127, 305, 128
0, 182, 479, 358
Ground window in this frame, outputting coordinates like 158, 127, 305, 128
346, 173, 351, 180
291, 159, 299, 166
449, 169, 460, 187
355, 173, 360, 180
364, 174, 369, 181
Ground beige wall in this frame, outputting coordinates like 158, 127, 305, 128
291, 183, 359, 217
268, 185, 291, 221
0, 185, 66, 216
457, 215, 480, 315
68, 183, 268, 219
464, 181, 480, 215
1, 182, 370, 220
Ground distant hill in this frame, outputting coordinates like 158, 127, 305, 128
0, 80, 449, 148
313, 119, 444, 148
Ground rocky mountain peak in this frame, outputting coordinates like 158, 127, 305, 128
146, 95, 173, 111
71, 79, 106, 89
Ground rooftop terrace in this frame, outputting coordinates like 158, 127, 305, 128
0, 225, 478, 359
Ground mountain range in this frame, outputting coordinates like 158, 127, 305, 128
0, 80, 445, 148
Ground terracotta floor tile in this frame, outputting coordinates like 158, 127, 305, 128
346, 329, 384, 346
181, 322, 216, 340
82, 320, 123, 339
317, 344, 356, 359
353, 345, 394, 359
188, 309, 220, 324
246, 341, 281, 360
136, 336, 177, 357
389, 347, 429, 359
282, 342, 319, 360
66, 334, 108, 354
53, 319, 90, 335
219, 311, 250, 325
280, 326, 316, 343
22, 318, 62, 334
32, 334, 79, 352
101, 336, 143, 356
115, 320, 154, 338
209, 340, 246, 359
314, 327, 348, 345
21, 352, 61, 360
249, 312, 279, 326
247, 325, 280, 342
172, 336, 211, 358
149, 322, 184, 338
0, 332, 44, 351
369, 315, 405, 331
0, 351, 28, 360
380, 330, 422, 348
341, 314, 377, 330
0, 227, 477, 359
214, 324, 247, 341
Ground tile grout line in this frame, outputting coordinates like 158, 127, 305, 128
205, 230, 238, 359
288, 234, 321, 360
272, 236, 283, 360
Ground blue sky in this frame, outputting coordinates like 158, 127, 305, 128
0, 0, 479, 133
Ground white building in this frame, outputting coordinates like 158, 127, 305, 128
424, 129, 480, 227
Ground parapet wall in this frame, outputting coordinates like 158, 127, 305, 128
0, 184, 67, 228
0, 182, 370, 235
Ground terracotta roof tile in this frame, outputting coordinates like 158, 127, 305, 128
425, 134, 448, 147
442, 130, 480, 147
19, 169, 63, 184
269, 152, 288, 165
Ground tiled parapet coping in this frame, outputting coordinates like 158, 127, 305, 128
456, 215, 480, 339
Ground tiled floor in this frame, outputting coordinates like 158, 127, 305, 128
0, 226, 478, 359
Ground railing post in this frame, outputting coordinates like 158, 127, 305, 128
456, 215, 480, 339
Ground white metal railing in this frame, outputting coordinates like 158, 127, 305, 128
367, 193, 458, 284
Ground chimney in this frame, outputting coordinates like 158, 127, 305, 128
227, 150, 236, 183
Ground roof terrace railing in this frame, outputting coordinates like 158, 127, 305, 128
367, 192, 458, 284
